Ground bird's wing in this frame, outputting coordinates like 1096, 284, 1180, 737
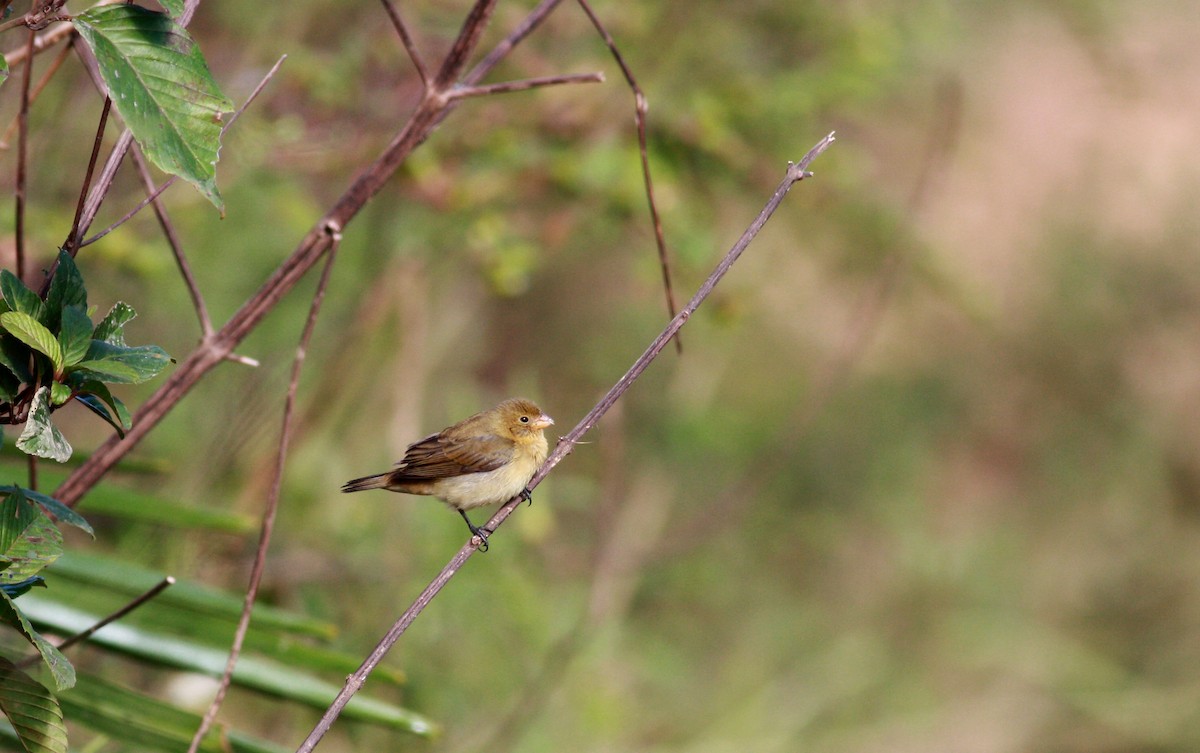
393, 432, 514, 479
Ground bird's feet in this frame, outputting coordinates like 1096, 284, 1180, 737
520, 487, 533, 506
459, 510, 492, 552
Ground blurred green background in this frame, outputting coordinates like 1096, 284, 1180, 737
3, 0, 1200, 750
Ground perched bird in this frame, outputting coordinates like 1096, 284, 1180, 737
342, 398, 554, 550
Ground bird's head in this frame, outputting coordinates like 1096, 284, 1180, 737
496, 398, 554, 441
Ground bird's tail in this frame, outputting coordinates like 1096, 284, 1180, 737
341, 472, 391, 493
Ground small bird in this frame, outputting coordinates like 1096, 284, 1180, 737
342, 398, 554, 550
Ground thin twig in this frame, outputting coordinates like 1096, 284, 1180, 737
129, 144, 213, 338
575, 0, 681, 352
79, 55, 287, 248
14, 28, 35, 283
186, 223, 343, 753
294, 132, 835, 752
0, 37, 73, 150
17, 576, 175, 668
447, 71, 604, 100
380, 0, 428, 86
63, 96, 113, 256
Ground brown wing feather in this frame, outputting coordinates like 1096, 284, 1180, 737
390, 431, 514, 480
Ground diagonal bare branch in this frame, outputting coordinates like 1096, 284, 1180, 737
293, 132, 835, 751
62, 96, 112, 258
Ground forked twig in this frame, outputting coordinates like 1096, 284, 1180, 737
185, 223, 344, 753
294, 132, 835, 752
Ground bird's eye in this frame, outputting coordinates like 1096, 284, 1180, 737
520, 415, 529, 423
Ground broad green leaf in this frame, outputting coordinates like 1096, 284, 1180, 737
0, 490, 63, 580
56, 306, 92, 368
72, 6, 234, 210
20, 599, 435, 733
0, 313, 62, 373
74, 342, 170, 384
0, 271, 42, 320
0, 656, 67, 753
92, 301, 134, 346
0, 57, 8, 88
0, 593, 73, 691
0, 334, 31, 383
16, 388, 71, 463
4, 487, 93, 538
43, 251, 87, 331
60, 674, 289, 753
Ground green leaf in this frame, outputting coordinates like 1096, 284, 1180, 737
20, 598, 433, 733
0, 656, 67, 753
0, 271, 43, 320
0, 57, 9, 89
16, 388, 71, 463
56, 306, 92, 368
0, 334, 32, 384
66, 377, 131, 432
0, 364, 18, 402
74, 342, 170, 384
92, 301, 134, 346
0, 313, 62, 373
0, 593, 74, 691
0, 490, 63, 581
47, 382, 70, 407
72, 6, 234, 210
43, 251, 87, 332
157, 0, 185, 19
60, 673, 289, 753
0, 576, 45, 600
3, 487, 93, 538
73, 393, 125, 437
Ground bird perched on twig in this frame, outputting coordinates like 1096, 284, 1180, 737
342, 398, 554, 550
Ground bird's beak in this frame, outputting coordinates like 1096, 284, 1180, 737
534, 413, 554, 430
